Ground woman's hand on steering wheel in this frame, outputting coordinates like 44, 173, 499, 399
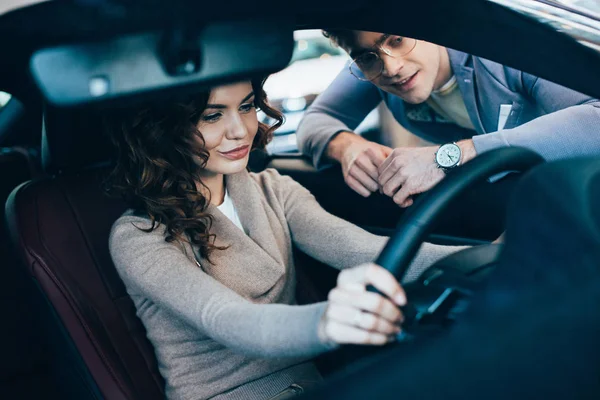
318, 263, 406, 346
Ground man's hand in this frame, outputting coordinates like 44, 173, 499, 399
327, 131, 392, 197
378, 146, 444, 207
378, 140, 477, 208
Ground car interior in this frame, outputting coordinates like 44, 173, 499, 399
1, 0, 600, 398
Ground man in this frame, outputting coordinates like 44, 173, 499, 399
296, 30, 600, 207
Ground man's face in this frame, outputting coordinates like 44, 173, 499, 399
348, 31, 444, 104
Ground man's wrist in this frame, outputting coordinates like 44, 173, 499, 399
326, 131, 358, 163
457, 139, 477, 164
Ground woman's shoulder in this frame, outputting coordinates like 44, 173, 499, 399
112, 209, 153, 231
110, 210, 165, 249
109, 210, 184, 272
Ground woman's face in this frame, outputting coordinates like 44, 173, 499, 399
195, 81, 258, 177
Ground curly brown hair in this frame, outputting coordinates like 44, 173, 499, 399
105, 78, 283, 261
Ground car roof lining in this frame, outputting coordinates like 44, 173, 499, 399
0, 0, 598, 108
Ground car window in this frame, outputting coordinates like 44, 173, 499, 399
264, 30, 386, 154
263, 29, 422, 154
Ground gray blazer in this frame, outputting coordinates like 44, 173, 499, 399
297, 49, 600, 169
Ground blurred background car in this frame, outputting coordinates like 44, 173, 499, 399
263, 29, 381, 154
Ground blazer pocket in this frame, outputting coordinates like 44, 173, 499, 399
502, 101, 524, 130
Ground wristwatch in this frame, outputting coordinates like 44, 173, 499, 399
435, 142, 462, 173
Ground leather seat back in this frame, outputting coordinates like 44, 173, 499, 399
0, 147, 44, 379
6, 106, 165, 399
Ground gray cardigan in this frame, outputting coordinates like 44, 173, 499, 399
109, 169, 462, 400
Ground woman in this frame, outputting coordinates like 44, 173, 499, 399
107, 79, 462, 400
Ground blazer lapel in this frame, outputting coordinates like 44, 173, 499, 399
449, 50, 486, 133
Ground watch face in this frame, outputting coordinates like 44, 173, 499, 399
436, 144, 461, 168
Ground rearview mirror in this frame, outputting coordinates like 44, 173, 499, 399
30, 19, 294, 107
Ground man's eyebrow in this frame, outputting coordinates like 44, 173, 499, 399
205, 91, 255, 110
375, 33, 390, 48
349, 34, 389, 59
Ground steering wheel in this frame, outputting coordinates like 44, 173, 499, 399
373, 147, 545, 340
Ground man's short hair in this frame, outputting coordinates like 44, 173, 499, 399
321, 29, 357, 51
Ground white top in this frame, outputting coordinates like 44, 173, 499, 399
217, 189, 245, 232
427, 75, 476, 130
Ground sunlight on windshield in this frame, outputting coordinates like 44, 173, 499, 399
489, 0, 600, 53
0, 92, 11, 107
0, 0, 50, 16
557, 1, 600, 16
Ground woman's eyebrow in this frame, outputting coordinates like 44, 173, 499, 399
205, 104, 227, 110
205, 92, 255, 110
239, 91, 255, 105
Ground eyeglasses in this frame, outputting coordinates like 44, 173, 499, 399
349, 36, 418, 82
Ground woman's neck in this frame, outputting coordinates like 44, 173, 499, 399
197, 173, 226, 206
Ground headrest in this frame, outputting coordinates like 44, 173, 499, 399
42, 105, 114, 174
